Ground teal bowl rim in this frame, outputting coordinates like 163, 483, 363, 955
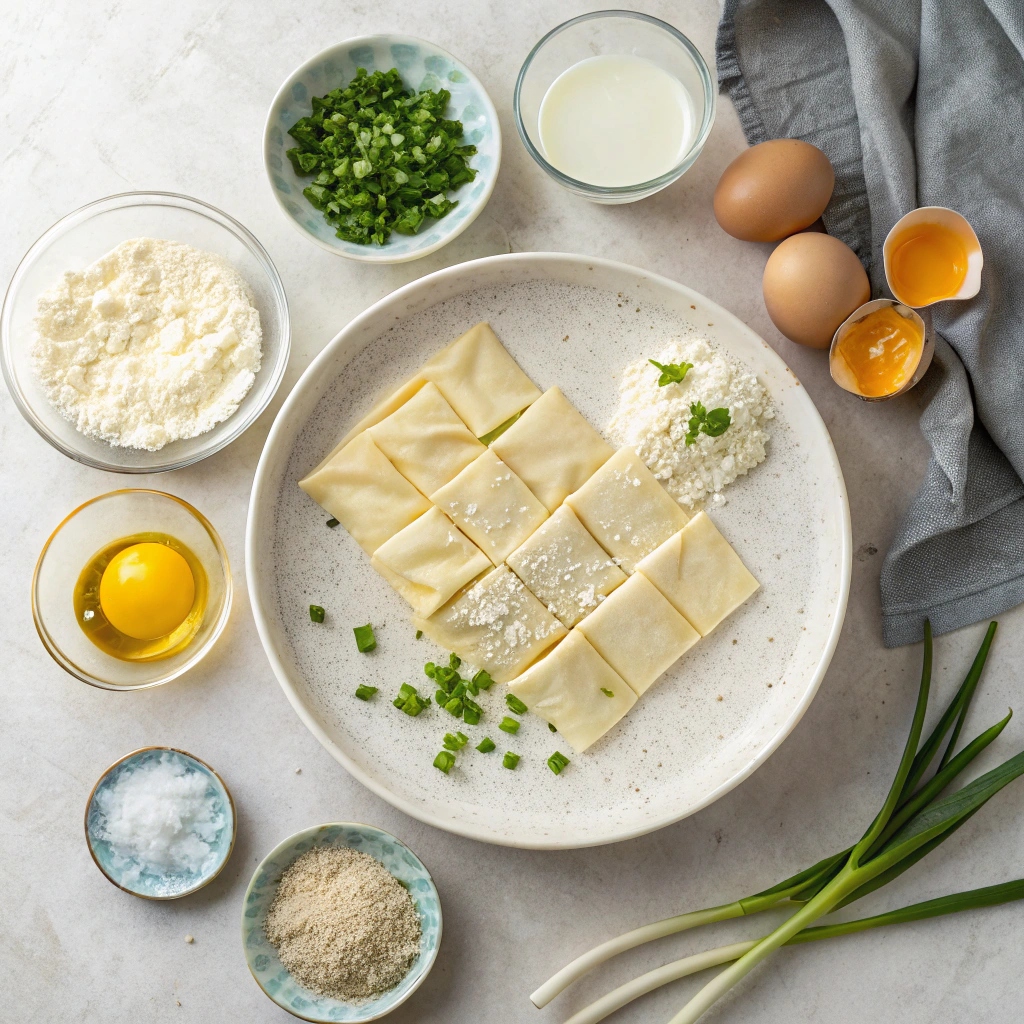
241, 821, 443, 1022
84, 745, 237, 900
262, 35, 502, 264
513, 9, 717, 197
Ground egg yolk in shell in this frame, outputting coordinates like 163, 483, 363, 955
832, 305, 924, 398
99, 542, 196, 640
889, 222, 967, 307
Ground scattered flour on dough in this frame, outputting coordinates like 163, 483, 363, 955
32, 237, 262, 450
607, 337, 773, 507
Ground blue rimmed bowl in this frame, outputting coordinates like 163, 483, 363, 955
242, 823, 442, 1022
85, 747, 236, 899
263, 36, 501, 264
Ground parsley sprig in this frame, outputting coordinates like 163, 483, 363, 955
649, 359, 693, 386
286, 67, 477, 245
685, 401, 732, 446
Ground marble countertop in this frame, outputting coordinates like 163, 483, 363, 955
3, 2, 1022, 1022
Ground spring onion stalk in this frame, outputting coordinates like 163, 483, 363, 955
533, 622, 1007, 1011
564, 877, 1024, 1024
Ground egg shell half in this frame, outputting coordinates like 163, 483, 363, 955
762, 232, 870, 349
714, 139, 835, 243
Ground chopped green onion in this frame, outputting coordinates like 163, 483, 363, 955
424, 662, 436, 678
547, 751, 570, 775
309, 604, 325, 623
443, 731, 469, 751
472, 669, 494, 690
354, 685, 378, 701
444, 697, 464, 717
463, 705, 481, 726
449, 653, 462, 670
600, 687, 615, 698
415, 629, 423, 639
505, 693, 528, 715
477, 737, 496, 753
325, 517, 340, 528
354, 623, 376, 651
499, 716, 520, 734
502, 751, 520, 770
478, 410, 523, 445
434, 689, 449, 705
548, 722, 557, 733
396, 683, 416, 700
433, 751, 456, 774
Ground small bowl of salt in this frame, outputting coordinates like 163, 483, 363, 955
242, 823, 442, 1021
85, 746, 236, 900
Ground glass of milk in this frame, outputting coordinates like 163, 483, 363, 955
514, 11, 715, 204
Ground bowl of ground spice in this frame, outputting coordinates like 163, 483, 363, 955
242, 822, 441, 1022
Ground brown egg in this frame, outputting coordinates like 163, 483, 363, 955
714, 140, 835, 242
762, 233, 870, 348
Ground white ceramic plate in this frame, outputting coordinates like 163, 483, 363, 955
247, 254, 851, 849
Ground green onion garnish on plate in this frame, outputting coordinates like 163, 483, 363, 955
325, 517, 340, 528
476, 737, 496, 753
506, 693, 528, 715
354, 685, 378, 701
502, 751, 520, 770
433, 751, 456, 774
547, 751, 570, 775
354, 623, 376, 651
499, 716, 520, 734
309, 605, 325, 623
443, 731, 469, 751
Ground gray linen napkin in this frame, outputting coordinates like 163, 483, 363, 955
717, 0, 1024, 646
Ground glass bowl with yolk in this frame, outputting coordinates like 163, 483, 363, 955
33, 490, 231, 689
829, 299, 932, 401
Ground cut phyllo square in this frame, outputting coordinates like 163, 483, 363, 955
491, 386, 614, 511
507, 630, 636, 753
636, 512, 759, 636
576, 572, 699, 696
414, 565, 566, 683
298, 431, 430, 555
565, 447, 690, 572
368, 381, 484, 496
420, 322, 542, 437
370, 507, 491, 617
431, 449, 549, 565
506, 505, 626, 627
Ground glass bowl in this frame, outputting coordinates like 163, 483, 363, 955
514, 10, 716, 204
33, 489, 232, 690
1, 192, 290, 472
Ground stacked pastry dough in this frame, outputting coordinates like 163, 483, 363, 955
300, 323, 759, 754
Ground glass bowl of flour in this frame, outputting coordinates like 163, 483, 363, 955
1, 192, 290, 472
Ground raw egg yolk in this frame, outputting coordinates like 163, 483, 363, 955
889, 222, 967, 306
99, 542, 195, 641
833, 306, 924, 398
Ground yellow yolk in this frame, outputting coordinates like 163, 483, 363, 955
889, 222, 968, 306
99, 542, 196, 641
833, 306, 924, 398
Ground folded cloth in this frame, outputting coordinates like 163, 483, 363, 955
717, 0, 1024, 646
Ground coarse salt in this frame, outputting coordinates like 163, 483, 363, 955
607, 337, 773, 507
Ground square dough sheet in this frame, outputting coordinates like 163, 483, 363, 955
566, 447, 690, 572
370, 507, 492, 617
431, 449, 549, 565
507, 630, 636, 753
298, 432, 430, 555
420, 322, 542, 437
491, 386, 614, 512
507, 505, 627, 627
637, 511, 760, 636
576, 572, 700, 696
368, 381, 484, 496
414, 565, 566, 683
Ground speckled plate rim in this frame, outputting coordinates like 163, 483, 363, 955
240, 822, 442, 1022
262, 35, 502, 264
246, 251, 853, 849
84, 745, 237, 900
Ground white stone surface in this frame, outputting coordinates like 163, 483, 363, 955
2, 1, 1022, 1022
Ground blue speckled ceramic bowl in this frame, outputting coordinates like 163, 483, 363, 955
242, 823, 442, 1022
264, 36, 500, 264
85, 747, 236, 899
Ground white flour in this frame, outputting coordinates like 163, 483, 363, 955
607, 337, 772, 507
32, 237, 262, 450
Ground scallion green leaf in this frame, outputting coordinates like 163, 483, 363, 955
353, 623, 376, 651
354, 684, 378, 701
547, 751, 570, 775
506, 693, 528, 715
502, 751, 520, 770
499, 716, 520, 734
476, 737, 496, 753
309, 604, 325, 623
433, 750, 456, 774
